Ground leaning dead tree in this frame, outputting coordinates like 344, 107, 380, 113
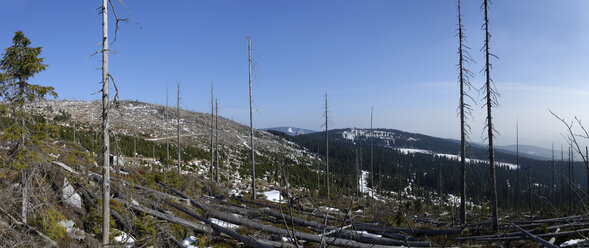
247, 36, 256, 199
457, 0, 475, 225
482, 0, 500, 231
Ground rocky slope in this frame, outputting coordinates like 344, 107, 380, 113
30, 100, 321, 192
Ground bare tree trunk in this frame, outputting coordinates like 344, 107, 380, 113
210, 81, 214, 181
325, 93, 329, 198
21, 168, 27, 223
516, 121, 520, 216
101, 0, 111, 244
166, 86, 169, 169
247, 37, 256, 199
457, 0, 468, 225
177, 82, 181, 175
317, 147, 320, 193
552, 143, 556, 205
93, 132, 96, 154
483, 0, 499, 232
370, 106, 374, 201
528, 166, 532, 219
568, 146, 572, 213
73, 123, 76, 143
561, 146, 565, 210
360, 147, 363, 194
133, 131, 136, 165
439, 168, 443, 210
355, 148, 359, 198
215, 98, 219, 183
586, 146, 588, 199
20, 103, 28, 223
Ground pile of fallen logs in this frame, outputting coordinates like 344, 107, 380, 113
57, 161, 589, 247
68, 169, 459, 247
454, 215, 589, 247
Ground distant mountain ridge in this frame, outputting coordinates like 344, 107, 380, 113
301, 127, 544, 163
495, 144, 561, 161
264, 127, 317, 136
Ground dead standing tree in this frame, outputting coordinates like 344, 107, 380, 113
247, 36, 256, 199
457, 0, 475, 225
482, 0, 500, 232
550, 111, 589, 212
370, 106, 374, 201
516, 121, 520, 216
100, 0, 110, 244
177, 82, 181, 174
215, 98, 219, 183
551, 143, 552, 205
210, 81, 214, 182
323, 93, 330, 198
166, 85, 169, 168
96, 0, 139, 242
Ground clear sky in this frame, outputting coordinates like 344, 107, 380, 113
2, 0, 589, 149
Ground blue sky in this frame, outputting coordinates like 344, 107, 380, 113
2, 1, 589, 149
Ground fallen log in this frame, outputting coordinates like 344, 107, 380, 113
0, 208, 58, 247
353, 222, 461, 236
475, 228, 589, 242
229, 192, 458, 236
231, 195, 347, 223
155, 225, 184, 248
76, 182, 135, 235
511, 223, 558, 248
455, 222, 589, 241
214, 201, 428, 246
162, 198, 274, 248
117, 198, 213, 234
166, 185, 407, 248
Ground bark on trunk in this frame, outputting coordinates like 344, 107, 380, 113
101, 0, 111, 244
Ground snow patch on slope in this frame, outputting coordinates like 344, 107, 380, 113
397, 148, 519, 170
262, 190, 285, 203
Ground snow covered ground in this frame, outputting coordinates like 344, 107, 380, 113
560, 238, 588, 247
114, 230, 135, 247
359, 170, 380, 200
210, 218, 240, 229
262, 190, 286, 203
182, 236, 198, 248
398, 148, 519, 170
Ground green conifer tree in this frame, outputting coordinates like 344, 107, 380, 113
0, 30, 57, 223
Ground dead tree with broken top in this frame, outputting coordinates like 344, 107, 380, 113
247, 36, 256, 199
95, 1, 139, 242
